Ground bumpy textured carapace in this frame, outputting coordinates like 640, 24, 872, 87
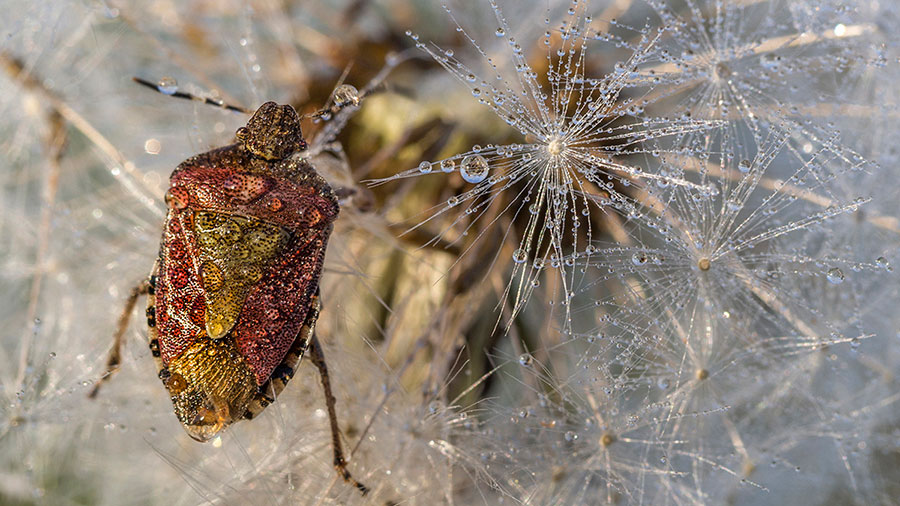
148, 102, 339, 441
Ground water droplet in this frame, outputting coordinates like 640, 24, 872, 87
826, 267, 844, 284
460, 155, 489, 183
440, 159, 456, 172
418, 161, 432, 174
738, 159, 751, 173
495, 28, 505, 37
518, 353, 533, 366
876, 257, 890, 270
512, 249, 527, 263
267, 197, 283, 212
564, 431, 577, 442
632, 253, 648, 266
164, 188, 188, 210
333, 84, 360, 108
157, 77, 178, 95
657, 378, 669, 389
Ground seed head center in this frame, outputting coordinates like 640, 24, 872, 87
713, 62, 731, 81
547, 138, 566, 156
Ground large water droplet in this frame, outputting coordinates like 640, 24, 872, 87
738, 159, 751, 173
333, 84, 360, 108
518, 353, 533, 366
157, 77, 178, 95
512, 249, 527, 263
460, 155, 489, 184
826, 267, 844, 284
418, 161, 432, 173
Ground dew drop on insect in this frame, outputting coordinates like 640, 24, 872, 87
495, 28, 505, 37
440, 159, 456, 173
512, 249, 527, 263
738, 159, 751, 173
826, 267, 844, 284
157, 76, 178, 95
632, 253, 648, 266
518, 353, 533, 366
164, 188, 187, 210
333, 84, 360, 108
460, 155, 489, 183
418, 161, 432, 173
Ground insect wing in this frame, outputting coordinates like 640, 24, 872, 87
233, 224, 332, 385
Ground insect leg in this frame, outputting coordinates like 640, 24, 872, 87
88, 277, 153, 398
308, 334, 369, 496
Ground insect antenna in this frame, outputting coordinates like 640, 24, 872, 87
132, 76, 253, 114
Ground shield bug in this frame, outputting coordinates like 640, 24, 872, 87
90, 78, 368, 495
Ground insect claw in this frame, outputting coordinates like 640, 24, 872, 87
334, 459, 369, 496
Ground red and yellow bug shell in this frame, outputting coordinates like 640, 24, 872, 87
150, 102, 339, 440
